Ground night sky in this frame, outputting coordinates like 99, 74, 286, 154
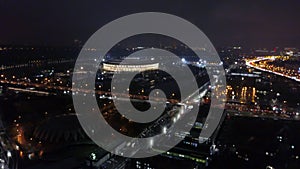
1, 0, 300, 48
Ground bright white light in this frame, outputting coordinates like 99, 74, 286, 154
90, 153, 96, 160
7, 151, 12, 158
177, 114, 181, 119
163, 127, 167, 134
149, 139, 154, 148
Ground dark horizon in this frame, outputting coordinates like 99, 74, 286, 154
0, 0, 300, 48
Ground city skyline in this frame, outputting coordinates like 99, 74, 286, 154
1, 1, 300, 169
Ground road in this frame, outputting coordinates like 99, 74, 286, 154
0, 79, 180, 104
0, 109, 18, 169
245, 56, 300, 82
99, 82, 214, 169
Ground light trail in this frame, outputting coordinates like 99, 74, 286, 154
245, 56, 300, 82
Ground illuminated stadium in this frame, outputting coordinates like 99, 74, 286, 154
102, 57, 160, 72
102, 63, 159, 72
